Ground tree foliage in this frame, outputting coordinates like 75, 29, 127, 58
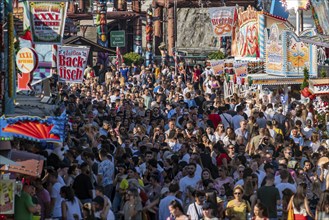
208, 51, 225, 60
300, 67, 309, 90
123, 52, 143, 66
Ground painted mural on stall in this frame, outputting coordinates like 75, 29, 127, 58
266, 24, 283, 74
232, 6, 259, 58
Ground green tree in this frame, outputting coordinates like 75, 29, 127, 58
300, 67, 309, 90
320, 68, 327, 78
208, 51, 225, 60
123, 52, 143, 66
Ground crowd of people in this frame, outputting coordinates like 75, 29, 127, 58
13, 60, 329, 220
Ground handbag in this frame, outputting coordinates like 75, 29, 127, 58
287, 202, 295, 220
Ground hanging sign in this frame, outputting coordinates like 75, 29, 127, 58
234, 61, 248, 77
0, 180, 15, 215
232, 6, 259, 58
16, 47, 38, 73
57, 46, 90, 83
209, 60, 225, 75
27, 0, 68, 44
208, 7, 236, 37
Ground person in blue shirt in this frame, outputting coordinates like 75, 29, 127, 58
119, 63, 130, 82
158, 183, 182, 220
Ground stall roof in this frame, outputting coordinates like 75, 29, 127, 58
63, 36, 116, 54
299, 34, 329, 48
250, 74, 307, 85
309, 78, 329, 85
0, 159, 44, 177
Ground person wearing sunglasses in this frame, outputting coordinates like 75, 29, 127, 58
225, 185, 251, 220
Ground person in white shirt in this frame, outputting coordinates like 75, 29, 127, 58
187, 191, 205, 220
49, 171, 64, 219
179, 163, 201, 204
275, 169, 296, 199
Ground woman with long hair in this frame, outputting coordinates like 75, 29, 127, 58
252, 202, 268, 220
215, 123, 226, 143
60, 186, 82, 220
215, 143, 231, 169
315, 190, 329, 220
168, 200, 189, 220
215, 166, 234, 190
287, 183, 314, 220
223, 127, 236, 146
310, 132, 321, 152
195, 168, 220, 192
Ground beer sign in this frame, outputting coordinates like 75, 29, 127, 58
27, 0, 68, 44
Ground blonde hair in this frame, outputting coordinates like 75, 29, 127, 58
233, 185, 244, 194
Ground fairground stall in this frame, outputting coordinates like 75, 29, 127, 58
0, 113, 66, 219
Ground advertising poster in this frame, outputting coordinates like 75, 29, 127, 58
208, 7, 236, 37
57, 46, 90, 83
232, 6, 259, 58
266, 24, 283, 73
0, 180, 15, 215
209, 60, 225, 75
234, 61, 248, 77
27, 0, 68, 44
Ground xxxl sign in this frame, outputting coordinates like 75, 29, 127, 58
27, 0, 68, 44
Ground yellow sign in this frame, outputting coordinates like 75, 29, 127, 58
16, 48, 38, 73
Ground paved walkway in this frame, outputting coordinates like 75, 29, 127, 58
9, 94, 55, 117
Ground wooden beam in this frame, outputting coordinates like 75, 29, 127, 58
154, 0, 256, 8
67, 11, 145, 20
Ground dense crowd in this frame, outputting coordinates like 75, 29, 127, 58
13, 61, 329, 220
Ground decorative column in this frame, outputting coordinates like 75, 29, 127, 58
4, 0, 15, 114
79, 0, 85, 12
154, 6, 163, 55
167, 6, 174, 56
259, 13, 265, 59
96, 1, 108, 65
133, 0, 142, 54
69, 0, 75, 13
145, 5, 153, 66
134, 18, 142, 55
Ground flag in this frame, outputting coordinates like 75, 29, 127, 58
116, 47, 124, 69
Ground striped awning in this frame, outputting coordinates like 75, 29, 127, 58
250, 74, 305, 85
299, 35, 329, 48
